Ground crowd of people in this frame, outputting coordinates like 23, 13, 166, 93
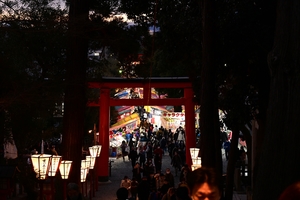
116, 167, 222, 200
68, 124, 299, 200
115, 125, 219, 200
119, 125, 188, 175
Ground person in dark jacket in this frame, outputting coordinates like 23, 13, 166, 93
144, 159, 155, 178
128, 137, 135, 151
175, 186, 191, 200
164, 168, 175, 188
153, 144, 164, 173
137, 176, 151, 200
146, 141, 153, 161
116, 187, 129, 200
168, 140, 176, 162
132, 162, 142, 183
138, 145, 146, 168
160, 137, 167, 154
223, 139, 231, 160
129, 146, 139, 168
120, 140, 129, 162
171, 151, 182, 176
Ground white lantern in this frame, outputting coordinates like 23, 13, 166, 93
31, 154, 52, 180
94, 145, 102, 157
59, 160, 72, 179
192, 157, 202, 166
89, 146, 98, 157
86, 156, 96, 169
48, 155, 62, 176
81, 159, 90, 173
189, 148, 200, 159
191, 157, 202, 171
80, 168, 88, 182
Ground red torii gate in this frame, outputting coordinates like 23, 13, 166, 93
88, 77, 196, 182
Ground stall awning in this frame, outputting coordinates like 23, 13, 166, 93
110, 113, 140, 131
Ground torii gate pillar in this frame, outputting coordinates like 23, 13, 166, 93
97, 88, 110, 181
185, 87, 196, 166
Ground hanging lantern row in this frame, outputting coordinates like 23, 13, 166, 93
31, 154, 72, 180
30, 145, 102, 182
81, 145, 102, 182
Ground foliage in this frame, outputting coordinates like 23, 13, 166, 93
0, 0, 68, 150
153, 0, 202, 78
217, 0, 275, 130
119, 0, 154, 26
122, 0, 203, 99
0, 0, 151, 149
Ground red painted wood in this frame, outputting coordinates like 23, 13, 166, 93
184, 88, 196, 166
89, 77, 195, 182
87, 98, 186, 106
97, 88, 110, 181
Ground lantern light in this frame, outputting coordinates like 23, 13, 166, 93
189, 148, 200, 159
86, 156, 96, 169
81, 159, 90, 178
59, 160, 72, 179
94, 145, 102, 157
81, 159, 90, 170
31, 154, 52, 180
89, 146, 98, 157
192, 157, 202, 166
191, 164, 202, 171
48, 155, 62, 176
189, 148, 201, 171
80, 168, 88, 182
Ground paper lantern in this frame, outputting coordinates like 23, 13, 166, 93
86, 156, 96, 169
31, 154, 52, 180
59, 160, 72, 179
189, 148, 200, 159
48, 155, 62, 176
80, 168, 88, 182
89, 146, 98, 157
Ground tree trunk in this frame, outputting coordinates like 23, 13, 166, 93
253, 1, 300, 199
61, 0, 89, 185
200, 0, 219, 168
200, 0, 222, 191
